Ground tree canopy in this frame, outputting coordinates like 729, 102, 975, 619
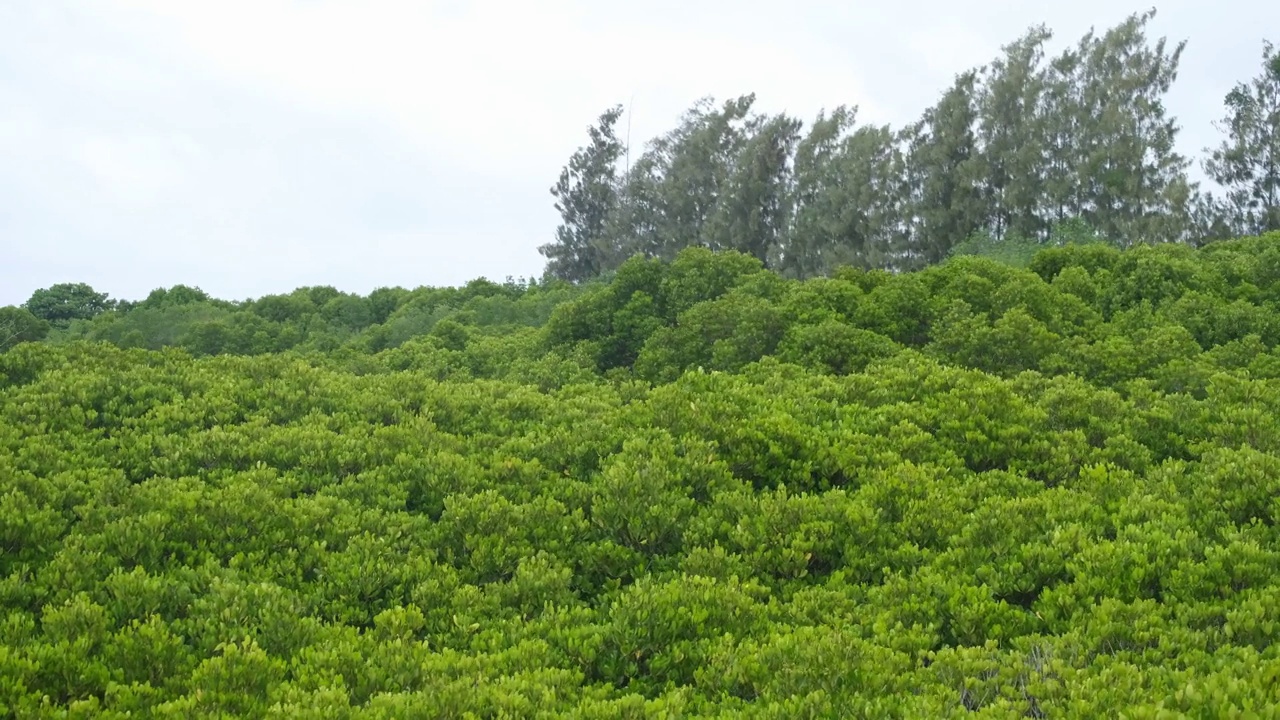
23, 282, 114, 327
6, 235, 1280, 714
5, 16, 1280, 716
541, 15, 1270, 283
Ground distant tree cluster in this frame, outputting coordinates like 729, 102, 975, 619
2, 282, 114, 351
0, 277, 575, 359
542, 12, 1280, 280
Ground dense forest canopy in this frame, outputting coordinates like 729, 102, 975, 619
5, 11, 1280, 718
6, 234, 1280, 714
541, 12, 1280, 282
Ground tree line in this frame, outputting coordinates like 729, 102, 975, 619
541, 11, 1280, 282
0, 277, 571, 357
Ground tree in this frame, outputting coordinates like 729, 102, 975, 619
1071, 10, 1191, 244
541, 105, 626, 283
603, 151, 668, 267
139, 284, 212, 309
975, 25, 1052, 243
1204, 39, 1280, 235
0, 306, 50, 350
1186, 190, 1239, 245
834, 124, 908, 270
704, 112, 803, 266
659, 95, 759, 253
781, 106, 858, 278
23, 283, 114, 326
783, 108, 903, 276
904, 71, 987, 266
1039, 40, 1086, 227
603, 95, 760, 265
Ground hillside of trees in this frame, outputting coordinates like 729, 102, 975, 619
3, 11, 1280, 717
540, 12, 1280, 282
5, 234, 1280, 714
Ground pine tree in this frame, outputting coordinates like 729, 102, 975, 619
542, 106, 626, 282
1204, 39, 1280, 235
704, 113, 803, 266
975, 25, 1052, 242
1072, 10, 1191, 244
783, 106, 858, 278
906, 71, 987, 265
603, 153, 667, 268
786, 108, 903, 276
1039, 42, 1085, 228
604, 95, 760, 264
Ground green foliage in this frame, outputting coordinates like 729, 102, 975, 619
1204, 39, 1280, 236
24, 283, 114, 327
545, 12, 1222, 284
949, 230, 1045, 268
0, 306, 50, 351
543, 106, 626, 282
10, 237, 1280, 714
138, 284, 214, 309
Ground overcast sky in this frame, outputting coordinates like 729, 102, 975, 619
2, 1, 1275, 306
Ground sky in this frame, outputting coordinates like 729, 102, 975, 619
2, 0, 1276, 306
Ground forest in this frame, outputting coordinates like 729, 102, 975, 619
2, 10, 1280, 719
6, 235, 1280, 715
539, 12, 1280, 282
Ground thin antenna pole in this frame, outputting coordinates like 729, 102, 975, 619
625, 95, 634, 176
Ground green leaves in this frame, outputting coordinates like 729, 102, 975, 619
11, 239, 1280, 714
543, 106, 627, 283
1205, 39, 1280, 237
591, 433, 697, 556
0, 307, 50, 352
23, 283, 114, 327
599, 574, 766, 690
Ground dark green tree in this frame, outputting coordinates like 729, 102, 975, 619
1039, 41, 1085, 227
660, 95, 759, 253
904, 70, 987, 266
605, 95, 759, 265
368, 286, 410, 324
785, 108, 903, 275
975, 25, 1052, 243
1187, 190, 1240, 245
24, 282, 114, 326
140, 284, 213, 309
1071, 10, 1191, 244
1204, 40, 1280, 235
835, 124, 908, 270
781, 106, 858, 278
603, 151, 667, 266
541, 105, 626, 282
704, 112, 803, 266
0, 306, 50, 350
